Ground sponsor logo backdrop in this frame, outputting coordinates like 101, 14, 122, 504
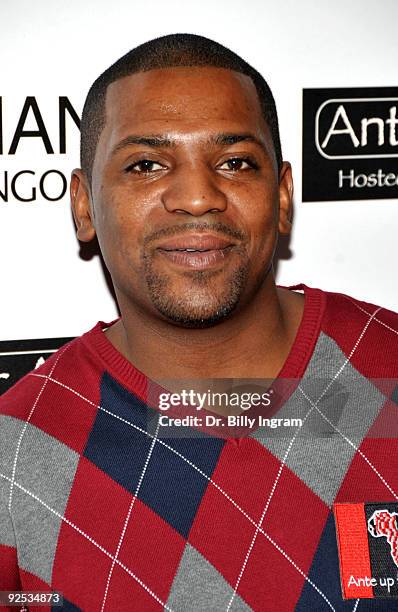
0, 0, 397, 356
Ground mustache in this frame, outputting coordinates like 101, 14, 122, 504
143, 221, 246, 246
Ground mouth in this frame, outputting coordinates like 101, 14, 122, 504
155, 234, 237, 270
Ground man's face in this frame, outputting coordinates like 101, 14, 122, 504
74, 66, 293, 328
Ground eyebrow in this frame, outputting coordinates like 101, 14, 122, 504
111, 132, 267, 156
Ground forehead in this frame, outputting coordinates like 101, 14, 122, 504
102, 66, 268, 140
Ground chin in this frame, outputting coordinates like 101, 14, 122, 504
145, 261, 249, 329
159, 304, 238, 329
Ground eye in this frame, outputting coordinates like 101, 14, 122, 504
125, 159, 165, 174
218, 157, 259, 172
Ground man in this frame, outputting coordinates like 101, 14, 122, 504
1, 33, 397, 611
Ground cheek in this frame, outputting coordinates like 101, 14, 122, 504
95, 187, 147, 271
234, 184, 278, 256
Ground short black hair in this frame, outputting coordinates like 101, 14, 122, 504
80, 33, 283, 185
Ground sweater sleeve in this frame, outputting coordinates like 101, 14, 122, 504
0, 482, 22, 599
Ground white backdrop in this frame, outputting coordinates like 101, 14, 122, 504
1, 0, 397, 341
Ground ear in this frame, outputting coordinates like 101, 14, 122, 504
70, 169, 96, 242
278, 162, 294, 235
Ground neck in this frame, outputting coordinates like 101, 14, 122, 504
105, 274, 305, 381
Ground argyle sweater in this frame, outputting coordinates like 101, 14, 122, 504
1, 284, 398, 612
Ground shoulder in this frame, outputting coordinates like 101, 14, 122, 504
0, 323, 105, 423
0, 324, 108, 484
317, 286, 398, 378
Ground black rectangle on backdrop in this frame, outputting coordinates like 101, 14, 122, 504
0, 337, 74, 395
302, 87, 398, 202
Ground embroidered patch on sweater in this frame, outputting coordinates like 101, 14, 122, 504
334, 502, 398, 599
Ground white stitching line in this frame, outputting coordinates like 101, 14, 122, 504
8, 344, 70, 512
28, 371, 335, 610
254, 524, 334, 609
227, 306, 383, 611
100, 416, 161, 612
352, 598, 360, 611
0, 471, 173, 611
348, 298, 398, 337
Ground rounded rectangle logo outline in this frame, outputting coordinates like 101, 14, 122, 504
315, 97, 398, 160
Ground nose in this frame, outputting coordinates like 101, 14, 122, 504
161, 161, 227, 215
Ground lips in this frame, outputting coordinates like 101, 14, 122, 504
156, 234, 234, 252
154, 233, 237, 270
